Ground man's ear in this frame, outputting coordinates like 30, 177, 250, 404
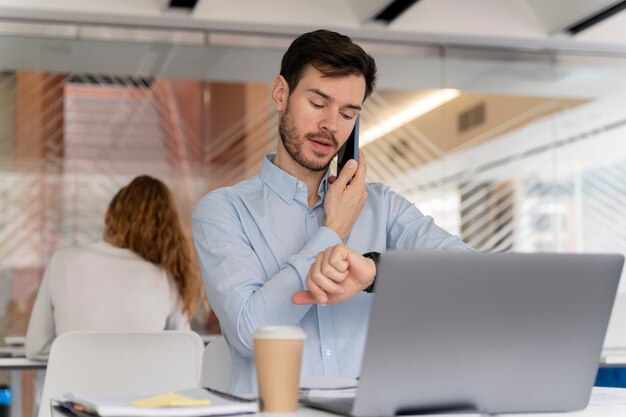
272, 75, 289, 112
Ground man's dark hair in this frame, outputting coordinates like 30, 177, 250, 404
280, 29, 377, 102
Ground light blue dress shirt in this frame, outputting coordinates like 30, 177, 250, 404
192, 155, 473, 394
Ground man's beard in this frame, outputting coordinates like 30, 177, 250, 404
278, 104, 338, 172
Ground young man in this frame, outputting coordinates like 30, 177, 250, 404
192, 29, 472, 394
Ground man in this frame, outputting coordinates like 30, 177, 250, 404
192, 29, 472, 394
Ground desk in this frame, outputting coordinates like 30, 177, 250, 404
0, 358, 47, 417
601, 348, 626, 366
0, 358, 47, 370
295, 388, 626, 417
49, 387, 626, 417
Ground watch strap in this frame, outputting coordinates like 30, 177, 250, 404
362, 252, 380, 293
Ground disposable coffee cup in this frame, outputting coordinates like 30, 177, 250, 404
253, 326, 306, 412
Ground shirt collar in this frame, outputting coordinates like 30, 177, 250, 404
259, 154, 331, 204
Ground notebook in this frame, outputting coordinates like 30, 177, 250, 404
302, 251, 624, 416
58, 387, 258, 417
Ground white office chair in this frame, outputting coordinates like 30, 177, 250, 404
200, 335, 232, 391
38, 331, 204, 417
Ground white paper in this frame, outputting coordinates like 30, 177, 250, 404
63, 388, 258, 417
301, 387, 357, 399
589, 387, 626, 407
299, 376, 358, 399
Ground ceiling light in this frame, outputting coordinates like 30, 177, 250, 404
361, 89, 460, 146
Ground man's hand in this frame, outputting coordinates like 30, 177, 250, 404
292, 244, 376, 305
323, 151, 368, 241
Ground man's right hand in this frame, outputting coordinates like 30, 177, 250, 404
323, 151, 368, 241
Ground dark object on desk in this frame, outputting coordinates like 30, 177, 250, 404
53, 401, 94, 417
302, 251, 624, 416
0, 385, 10, 417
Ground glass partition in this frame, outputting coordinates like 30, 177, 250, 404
1, 27, 625, 375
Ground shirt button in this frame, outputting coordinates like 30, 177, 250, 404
324, 349, 332, 356
297, 183, 303, 188
320, 304, 326, 307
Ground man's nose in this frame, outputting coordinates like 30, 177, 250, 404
319, 110, 339, 133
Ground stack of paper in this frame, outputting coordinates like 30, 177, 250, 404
0, 346, 26, 358
1, 336, 26, 358
59, 388, 258, 417
299, 376, 358, 399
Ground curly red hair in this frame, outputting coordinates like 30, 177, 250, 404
105, 175, 203, 317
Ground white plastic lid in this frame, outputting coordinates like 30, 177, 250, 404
253, 325, 306, 340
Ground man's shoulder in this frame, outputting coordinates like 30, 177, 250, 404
363, 181, 413, 210
193, 176, 263, 214
365, 181, 394, 197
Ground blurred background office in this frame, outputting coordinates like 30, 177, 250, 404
1, 0, 626, 413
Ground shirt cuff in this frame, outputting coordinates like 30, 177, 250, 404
286, 226, 342, 285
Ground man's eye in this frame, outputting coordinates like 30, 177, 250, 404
341, 113, 355, 120
311, 102, 324, 109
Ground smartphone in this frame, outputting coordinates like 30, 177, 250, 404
336, 114, 360, 176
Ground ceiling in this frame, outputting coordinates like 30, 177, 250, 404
0, 0, 625, 101
1, 0, 626, 52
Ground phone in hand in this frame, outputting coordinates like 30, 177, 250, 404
336, 114, 360, 176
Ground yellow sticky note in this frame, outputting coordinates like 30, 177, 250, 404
131, 392, 210, 408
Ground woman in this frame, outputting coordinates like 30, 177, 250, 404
25, 175, 204, 360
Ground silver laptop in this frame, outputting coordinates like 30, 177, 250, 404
302, 251, 624, 416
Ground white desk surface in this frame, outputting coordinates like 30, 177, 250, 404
47, 387, 626, 417
50, 404, 626, 417
294, 390, 626, 417
0, 357, 47, 370
295, 406, 624, 417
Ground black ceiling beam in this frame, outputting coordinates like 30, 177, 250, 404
566, 0, 626, 35
165, 0, 199, 12
373, 0, 420, 24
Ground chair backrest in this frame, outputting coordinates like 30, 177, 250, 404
200, 336, 232, 391
38, 331, 204, 417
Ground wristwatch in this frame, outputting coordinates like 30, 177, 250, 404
362, 252, 380, 293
